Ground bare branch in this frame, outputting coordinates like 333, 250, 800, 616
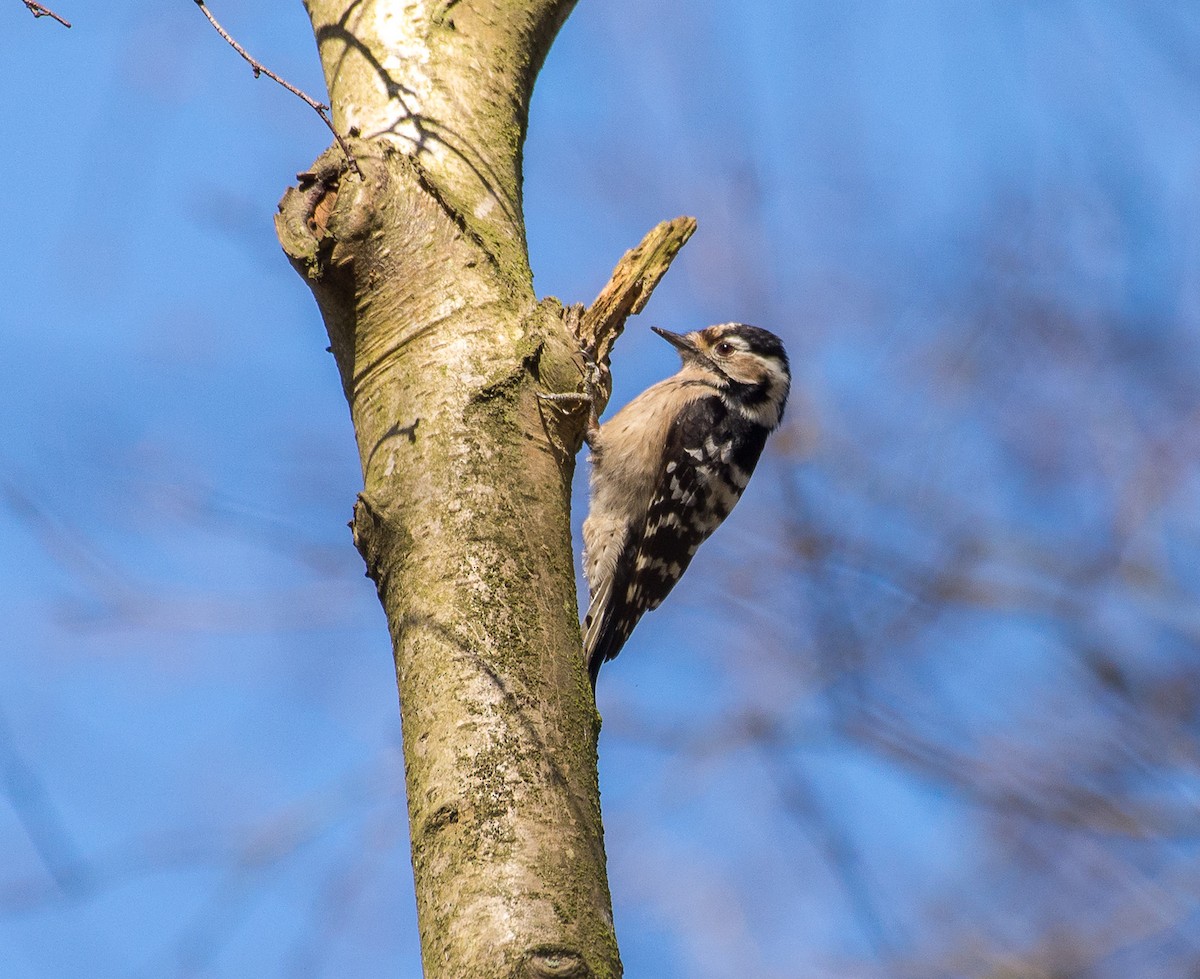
21, 0, 70, 28
193, 0, 360, 177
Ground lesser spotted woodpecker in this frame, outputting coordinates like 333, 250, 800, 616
582, 322, 790, 685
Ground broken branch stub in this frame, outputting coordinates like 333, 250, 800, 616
564, 215, 696, 418
581, 215, 696, 366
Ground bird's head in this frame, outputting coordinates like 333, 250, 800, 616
652, 323, 791, 428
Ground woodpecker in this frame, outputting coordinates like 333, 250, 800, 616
581, 323, 790, 686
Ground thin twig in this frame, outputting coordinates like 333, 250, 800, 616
193, 0, 360, 177
21, 0, 71, 27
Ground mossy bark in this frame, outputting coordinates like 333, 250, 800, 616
277, 2, 619, 976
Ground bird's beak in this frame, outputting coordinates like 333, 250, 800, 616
651, 327, 698, 356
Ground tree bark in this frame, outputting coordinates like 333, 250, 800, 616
274, 2, 692, 975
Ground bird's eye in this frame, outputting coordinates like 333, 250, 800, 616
715, 341, 734, 356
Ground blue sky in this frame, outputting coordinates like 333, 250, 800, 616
3, 2, 1200, 977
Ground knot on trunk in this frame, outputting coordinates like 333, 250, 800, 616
521, 946, 592, 979
350, 491, 391, 588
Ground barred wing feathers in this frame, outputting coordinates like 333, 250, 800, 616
584, 396, 770, 684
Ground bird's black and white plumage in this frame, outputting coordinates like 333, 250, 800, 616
582, 323, 791, 686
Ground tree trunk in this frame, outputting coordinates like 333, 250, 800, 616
274, 2, 691, 975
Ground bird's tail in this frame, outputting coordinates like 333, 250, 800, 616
582, 575, 613, 688
582, 572, 639, 688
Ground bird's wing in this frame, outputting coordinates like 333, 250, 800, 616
585, 396, 760, 684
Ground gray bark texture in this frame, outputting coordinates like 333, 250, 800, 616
274, 2, 693, 975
